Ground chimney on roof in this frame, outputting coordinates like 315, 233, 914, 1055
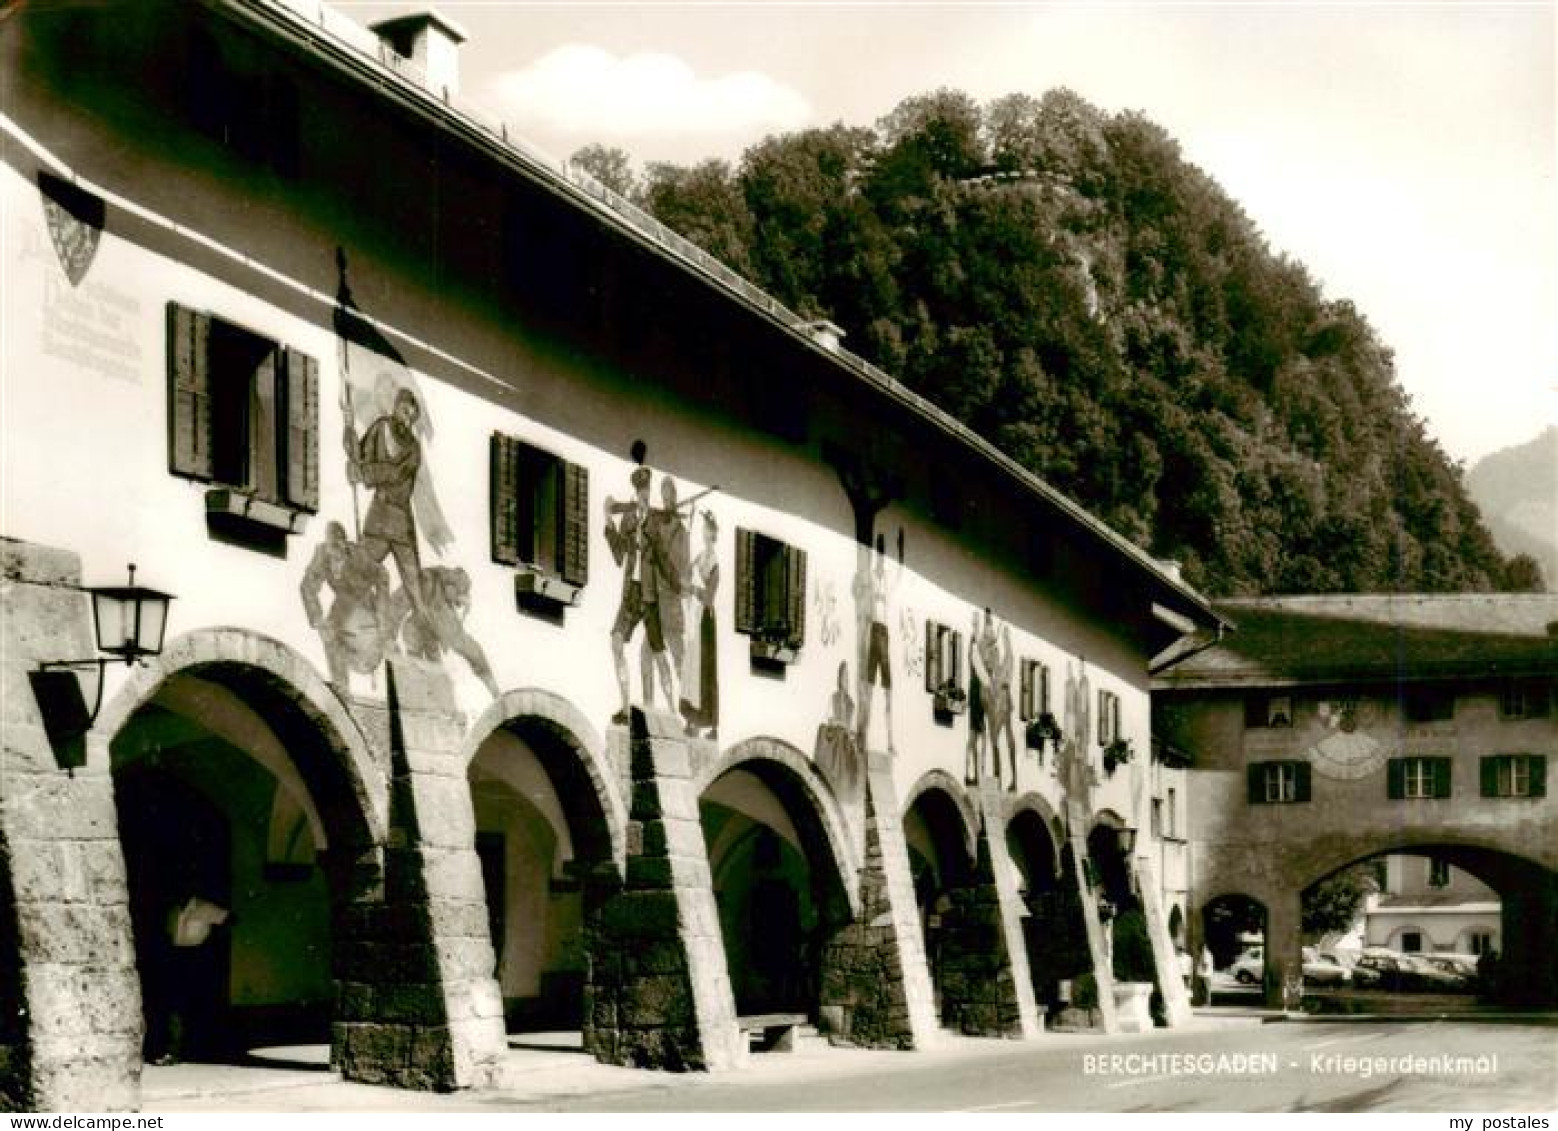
803, 319, 846, 353
371, 8, 468, 97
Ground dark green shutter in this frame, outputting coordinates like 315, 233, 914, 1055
1480, 756, 1499, 798
1247, 764, 1265, 805
950, 630, 962, 690
1098, 691, 1108, 744
282, 348, 319, 511
168, 302, 213, 480
1529, 756, 1547, 798
735, 528, 757, 634
1433, 757, 1453, 799
561, 461, 589, 587
784, 544, 806, 648
1387, 758, 1405, 800
1020, 661, 1034, 721
1294, 761, 1312, 803
1040, 664, 1050, 714
1528, 681, 1551, 717
490, 433, 520, 565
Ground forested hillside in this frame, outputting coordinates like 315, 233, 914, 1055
575, 89, 1531, 597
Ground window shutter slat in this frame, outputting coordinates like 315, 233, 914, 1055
735, 528, 757, 634
1247, 764, 1264, 805
490, 433, 520, 565
1530, 756, 1547, 798
561, 461, 589, 586
168, 303, 214, 480
785, 544, 806, 648
1433, 757, 1453, 799
1294, 761, 1312, 803
1480, 756, 1498, 798
283, 348, 319, 512
1387, 758, 1405, 800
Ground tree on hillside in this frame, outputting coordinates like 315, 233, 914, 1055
588, 88, 1520, 598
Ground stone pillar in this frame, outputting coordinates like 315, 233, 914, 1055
1067, 806, 1118, 1033
333, 658, 506, 1090
1497, 877, 1558, 1007
934, 818, 1027, 1038
0, 539, 142, 1111
977, 787, 1042, 1038
584, 709, 740, 1071
1263, 889, 1303, 1011
818, 754, 936, 1048
1134, 854, 1192, 1027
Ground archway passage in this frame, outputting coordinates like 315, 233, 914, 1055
1007, 810, 1089, 1023
1295, 844, 1556, 1010
110, 666, 375, 1064
1198, 893, 1269, 1005
700, 762, 852, 1025
468, 715, 617, 1033
902, 786, 975, 1027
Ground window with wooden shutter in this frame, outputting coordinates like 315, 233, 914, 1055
561, 461, 590, 587
491, 432, 589, 610
783, 544, 806, 648
282, 348, 319, 512
735, 528, 758, 635
168, 303, 214, 481
925, 620, 940, 692
736, 528, 804, 663
1431, 757, 1452, 799
168, 303, 316, 542
1293, 761, 1312, 803
1387, 758, 1406, 800
490, 433, 522, 565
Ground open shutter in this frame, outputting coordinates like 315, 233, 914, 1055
1433, 757, 1453, 799
490, 433, 520, 565
1528, 682, 1551, 718
168, 303, 214, 480
784, 544, 807, 648
561, 461, 589, 587
1020, 661, 1034, 721
1247, 764, 1264, 805
1386, 759, 1405, 800
1530, 756, 1547, 798
1480, 756, 1499, 798
735, 528, 757, 634
283, 348, 319, 512
1294, 761, 1312, 803
1040, 664, 1051, 716
925, 622, 940, 691
950, 630, 963, 690
1098, 691, 1108, 745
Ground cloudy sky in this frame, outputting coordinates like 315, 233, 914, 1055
344, 1, 1555, 468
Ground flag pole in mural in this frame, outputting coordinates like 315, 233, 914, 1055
298, 250, 497, 698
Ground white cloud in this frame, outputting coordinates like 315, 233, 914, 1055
488, 45, 811, 160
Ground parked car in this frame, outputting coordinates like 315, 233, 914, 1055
1230, 951, 1264, 984
1352, 951, 1415, 991
1301, 947, 1350, 987
1422, 953, 1480, 991
1402, 955, 1468, 992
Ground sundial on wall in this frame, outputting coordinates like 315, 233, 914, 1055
1305, 698, 1390, 780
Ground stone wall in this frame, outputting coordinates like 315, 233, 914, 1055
0, 539, 143, 1111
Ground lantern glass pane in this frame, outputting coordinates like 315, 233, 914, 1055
92, 590, 131, 654
135, 597, 169, 656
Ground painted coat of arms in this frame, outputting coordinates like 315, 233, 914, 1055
39, 172, 105, 287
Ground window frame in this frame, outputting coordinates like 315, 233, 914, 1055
735, 528, 807, 663
167, 302, 318, 539
490, 432, 589, 610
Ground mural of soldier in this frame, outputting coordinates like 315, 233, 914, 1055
298, 520, 393, 689
642, 475, 690, 711
679, 509, 721, 738
967, 607, 993, 784
605, 460, 656, 723
854, 528, 904, 755
990, 624, 1020, 789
